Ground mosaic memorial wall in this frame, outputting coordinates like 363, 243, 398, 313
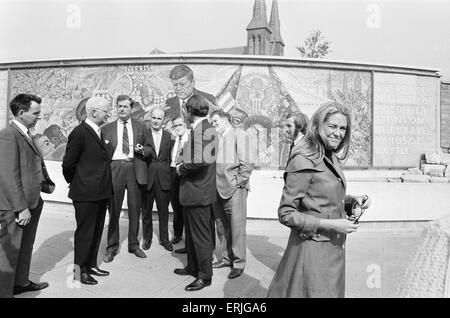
373, 73, 439, 167
7, 62, 372, 169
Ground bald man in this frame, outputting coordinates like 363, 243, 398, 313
139, 108, 175, 252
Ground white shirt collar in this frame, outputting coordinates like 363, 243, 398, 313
152, 128, 162, 134
192, 117, 207, 130
85, 118, 100, 136
12, 119, 29, 136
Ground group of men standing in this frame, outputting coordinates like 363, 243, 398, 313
0, 64, 256, 296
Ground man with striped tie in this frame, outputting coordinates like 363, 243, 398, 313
101, 95, 148, 263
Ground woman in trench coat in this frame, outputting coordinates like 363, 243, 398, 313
267, 102, 371, 298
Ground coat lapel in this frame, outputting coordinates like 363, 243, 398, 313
111, 121, 118, 149
82, 122, 106, 150
324, 155, 346, 189
10, 122, 41, 156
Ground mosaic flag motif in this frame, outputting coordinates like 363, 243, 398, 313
8, 63, 372, 168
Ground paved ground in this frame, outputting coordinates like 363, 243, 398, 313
16, 201, 426, 298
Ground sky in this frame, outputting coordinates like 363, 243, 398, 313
1, 0, 449, 81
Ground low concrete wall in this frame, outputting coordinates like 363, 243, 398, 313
44, 160, 450, 222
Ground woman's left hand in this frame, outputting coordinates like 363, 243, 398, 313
355, 195, 371, 210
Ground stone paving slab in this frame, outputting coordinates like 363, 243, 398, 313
14, 202, 426, 298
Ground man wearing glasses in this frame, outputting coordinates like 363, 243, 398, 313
102, 95, 148, 263
165, 64, 215, 127
62, 96, 113, 285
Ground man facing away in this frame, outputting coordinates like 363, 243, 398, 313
0, 93, 49, 298
169, 116, 190, 254
210, 109, 255, 279
173, 95, 218, 291
62, 96, 113, 285
102, 95, 148, 263
139, 108, 174, 252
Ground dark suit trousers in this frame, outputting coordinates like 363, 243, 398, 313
73, 200, 108, 273
184, 205, 215, 280
0, 198, 43, 297
143, 179, 170, 244
107, 160, 142, 253
170, 168, 184, 238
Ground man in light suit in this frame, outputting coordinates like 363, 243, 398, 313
173, 95, 218, 291
139, 108, 174, 252
102, 95, 147, 263
165, 64, 215, 126
62, 96, 113, 285
0, 93, 49, 298
210, 109, 255, 279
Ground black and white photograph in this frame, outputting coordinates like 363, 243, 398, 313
1, 0, 450, 300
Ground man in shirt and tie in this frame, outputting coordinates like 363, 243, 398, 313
62, 96, 113, 285
140, 108, 174, 252
102, 95, 148, 263
169, 116, 190, 253
165, 64, 215, 127
0, 93, 49, 298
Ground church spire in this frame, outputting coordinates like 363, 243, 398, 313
269, 0, 284, 56
246, 0, 272, 55
247, 0, 270, 30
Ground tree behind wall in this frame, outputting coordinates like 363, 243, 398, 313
297, 30, 331, 58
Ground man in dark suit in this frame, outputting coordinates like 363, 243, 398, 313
165, 64, 215, 127
139, 107, 174, 252
62, 96, 113, 285
102, 95, 147, 263
174, 95, 218, 291
0, 93, 49, 298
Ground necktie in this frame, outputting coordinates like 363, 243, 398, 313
181, 100, 187, 120
122, 121, 130, 155
175, 136, 183, 164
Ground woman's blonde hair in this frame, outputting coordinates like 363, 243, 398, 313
291, 102, 352, 162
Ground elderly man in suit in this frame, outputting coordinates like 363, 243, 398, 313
102, 95, 147, 263
165, 64, 215, 126
173, 95, 218, 291
0, 93, 49, 298
210, 109, 255, 279
62, 96, 113, 285
139, 107, 174, 252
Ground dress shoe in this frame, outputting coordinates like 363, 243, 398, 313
212, 260, 231, 269
88, 267, 110, 277
185, 278, 211, 291
160, 241, 173, 251
13, 281, 49, 295
174, 268, 196, 277
170, 236, 182, 244
103, 252, 115, 263
129, 248, 147, 258
142, 240, 152, 250
79, 272, 98, 285
174, 247, 187, 254
228, 268, 243, 279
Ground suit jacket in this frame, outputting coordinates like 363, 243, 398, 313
101, 119, 147, 185
165, 88, 215, 121
0, 122, 44, 212
142, 129, 174, 191
62, 121, 113, 201
216, 128, 255, 199
179, 118, 218, 206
